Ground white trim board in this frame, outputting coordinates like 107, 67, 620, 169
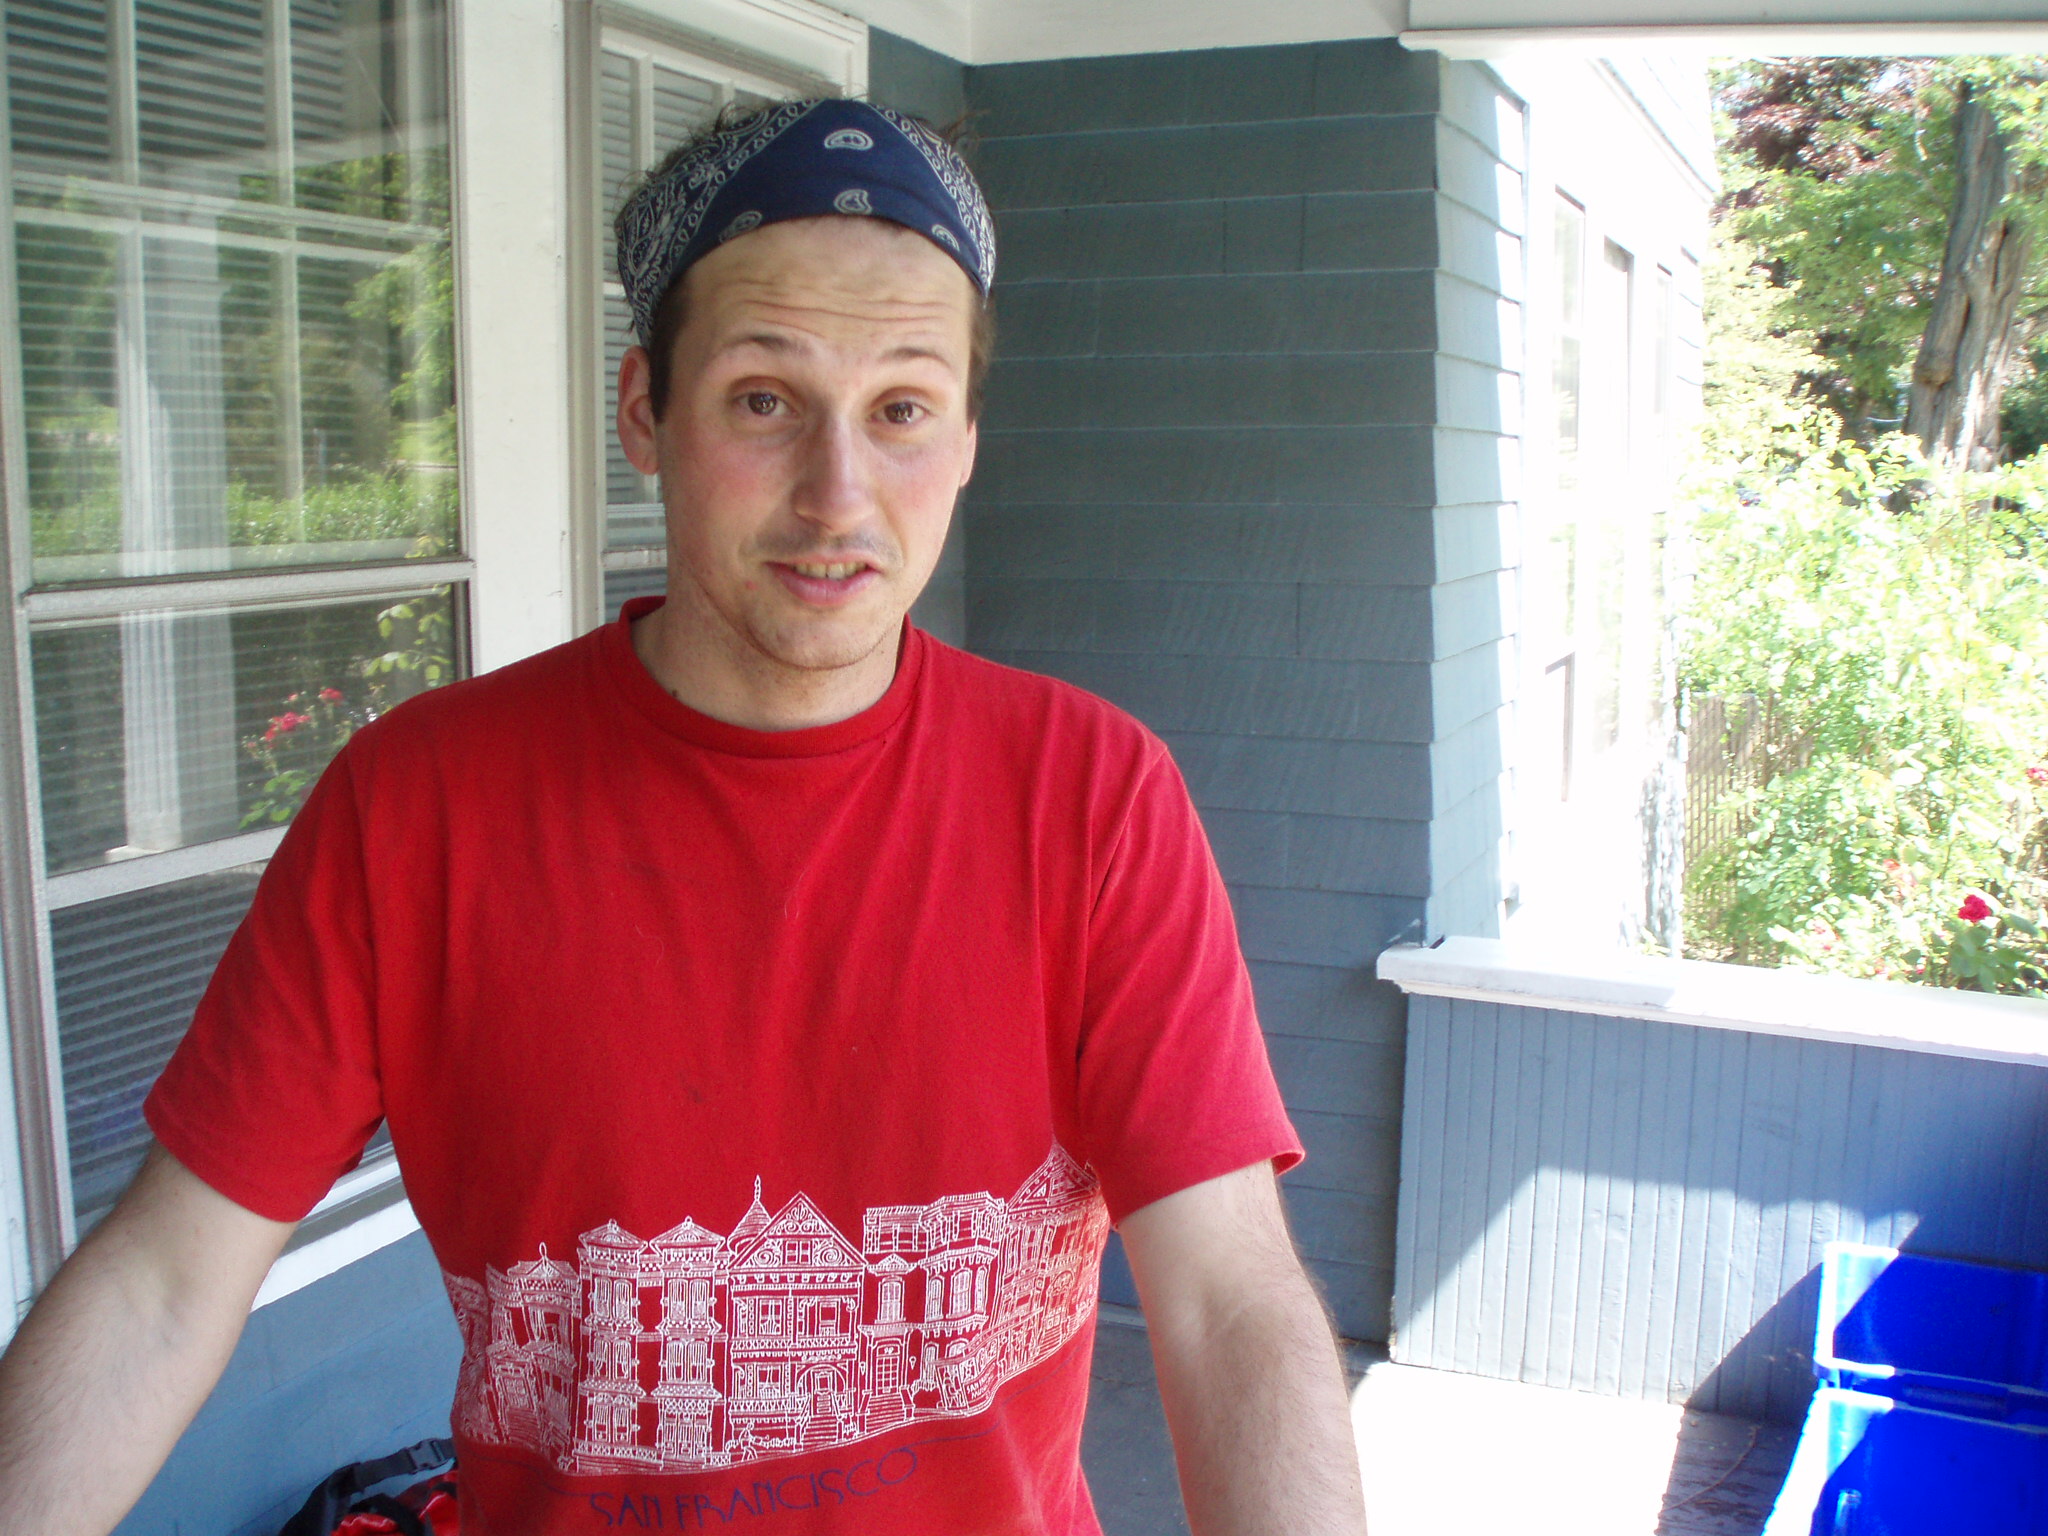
969, 0, 1406, 66
1408, 0, 2048, 26
1378, 936, 2048, 1069
253, 1198, 422, 1310
1407, 21, 2048, 57
833, 0, 2048, 64
607, 0, 869, 95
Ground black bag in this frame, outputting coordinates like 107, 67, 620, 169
274, 1437, 456, 1536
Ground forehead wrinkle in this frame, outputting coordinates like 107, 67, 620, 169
714, 287, 964, 331
705, 300, 968, 372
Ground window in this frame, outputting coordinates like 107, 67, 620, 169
2, 0, 468, 1272
873, 1342, 900, 1393
569, 13, 826, 629
1551, 192, 1586, 487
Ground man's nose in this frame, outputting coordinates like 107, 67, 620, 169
792, 412, 874, 532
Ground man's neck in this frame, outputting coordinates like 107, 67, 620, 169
628, 591, 902, 732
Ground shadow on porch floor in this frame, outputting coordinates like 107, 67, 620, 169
1082, 1310, 1799, 1536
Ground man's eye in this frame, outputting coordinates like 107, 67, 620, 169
743, 391, 780, 416
880, 400, 922, 425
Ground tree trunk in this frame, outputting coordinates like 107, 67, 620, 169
1907, 88, 2033, 469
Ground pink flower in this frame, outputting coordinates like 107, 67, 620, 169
319, 687, 344, 703
1959, 894, 1994, 923
2028, 766, 2048, 787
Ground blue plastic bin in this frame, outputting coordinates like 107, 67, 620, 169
1762, 1388, 2048, 1536
1817, 1241, 2048, 1418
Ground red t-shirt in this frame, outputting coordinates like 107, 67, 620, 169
147, 598, 1301, 1535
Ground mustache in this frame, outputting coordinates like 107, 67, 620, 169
748, 529, 900, 569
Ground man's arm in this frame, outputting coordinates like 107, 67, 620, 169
0, 1141, 296, 1535
1120, 1161, 1367, 1536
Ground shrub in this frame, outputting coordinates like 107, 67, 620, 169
1681, 410, 2048, 994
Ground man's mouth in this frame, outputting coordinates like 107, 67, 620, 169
788, 561, 869, 580
768, 558, 883, 607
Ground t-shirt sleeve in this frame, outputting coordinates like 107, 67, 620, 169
143, 746, 385, 1223
1075, 744, 1303, 1225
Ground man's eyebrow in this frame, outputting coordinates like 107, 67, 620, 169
718, 331, 807, 357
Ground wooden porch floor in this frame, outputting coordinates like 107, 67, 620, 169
1083, 1310, 1800, 1536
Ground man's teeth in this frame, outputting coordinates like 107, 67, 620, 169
791, 562, 864, 580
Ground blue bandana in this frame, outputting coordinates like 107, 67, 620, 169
614, 98, 996, 345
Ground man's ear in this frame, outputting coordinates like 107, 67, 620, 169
618, 344, 660, 477
958, 417, 978, 490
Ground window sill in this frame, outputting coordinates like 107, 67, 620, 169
252, 1152, 420, 1311
1376, 937, 2048, 1068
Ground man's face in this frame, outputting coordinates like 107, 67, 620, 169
618, 216, 979, 679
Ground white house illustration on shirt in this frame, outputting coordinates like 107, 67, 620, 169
442, 1142, 1111, 1474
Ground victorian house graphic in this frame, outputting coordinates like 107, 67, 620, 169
443, 1144, 1110, 1473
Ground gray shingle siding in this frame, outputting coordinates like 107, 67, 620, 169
963, 42, 1443, 1339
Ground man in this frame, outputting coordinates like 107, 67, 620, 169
0, 100, 1367, 1535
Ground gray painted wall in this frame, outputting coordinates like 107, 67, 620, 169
960, 41, 1497, 1341
113, 1232, 459, 1536
1395, 995, 2048, 1424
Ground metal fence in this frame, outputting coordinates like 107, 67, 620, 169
1682, 693, 1808, 942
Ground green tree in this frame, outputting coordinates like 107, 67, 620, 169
1719, 58, 2048, 462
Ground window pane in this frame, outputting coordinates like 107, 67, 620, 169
17, 230, 456, 582
136, 0, 270, 199
10, 0, 456, 583
53, 864, 265, 1226
31, 585, 460, 874
15, 221, 121, 570
298, 250, 459, 550
293, 0, 450, 224
601, 50, 635, 280
5, 0, 114, 175
651, 66, 718, 154
604, 290, 661, 549
597, 47, 728, 560
605, 566, 666, 620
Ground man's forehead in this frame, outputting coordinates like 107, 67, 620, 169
686, 220, 977, 352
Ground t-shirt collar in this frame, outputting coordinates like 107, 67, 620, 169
600, 594, 924, 757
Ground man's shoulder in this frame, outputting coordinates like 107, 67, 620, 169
918, 631, 1167, 774
344, 625, 600, 766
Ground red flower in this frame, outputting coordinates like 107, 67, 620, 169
2028, 766, 2048, 787
319, 687, 344, 703
1958, 894, 1994, 923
